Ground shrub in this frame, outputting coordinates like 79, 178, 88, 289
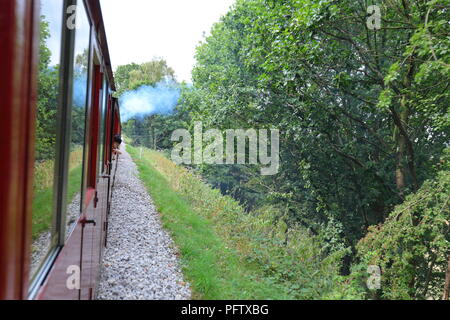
356, 169, 449, 300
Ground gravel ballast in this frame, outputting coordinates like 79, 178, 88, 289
96, 146, 191, 300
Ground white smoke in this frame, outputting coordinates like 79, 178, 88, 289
119, 81, 181, 121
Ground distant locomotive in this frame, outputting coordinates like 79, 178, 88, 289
0, 0, 121, 300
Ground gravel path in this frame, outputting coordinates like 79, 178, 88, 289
96, 146, 191, 300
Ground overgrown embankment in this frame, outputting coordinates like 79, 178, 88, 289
127, 145, 363, 299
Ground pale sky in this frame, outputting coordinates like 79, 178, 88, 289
100, 0, 236, 83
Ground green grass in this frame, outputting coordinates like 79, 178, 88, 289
127, 145, 299, 299
32, 164, 82, 240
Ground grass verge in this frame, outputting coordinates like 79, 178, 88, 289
128, 145, 291, 299
127, 145, 362, 299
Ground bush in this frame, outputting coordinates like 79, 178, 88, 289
356, 169, 449, 300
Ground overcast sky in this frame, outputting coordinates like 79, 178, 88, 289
100, 0, 235, 83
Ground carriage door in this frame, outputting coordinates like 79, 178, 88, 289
79, 54, 104, 299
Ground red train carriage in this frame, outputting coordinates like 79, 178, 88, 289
0, 0, 121, 300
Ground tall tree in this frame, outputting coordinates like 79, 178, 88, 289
114, 59, 176, 97
189, 0, 449, 252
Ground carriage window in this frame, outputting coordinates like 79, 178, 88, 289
87, 64, 102, 189
65, 2, 91, 240
98, 79, 108, 174
30, 0, 63, 279
104, 95, 112, 167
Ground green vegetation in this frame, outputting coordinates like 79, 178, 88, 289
119, 0, 449, 299
114, 59, 176, 97
36, 15, 58, 161
128, 145, 364, 299
357, 162, 450, 300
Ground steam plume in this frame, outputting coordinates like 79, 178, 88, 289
119, 81, 181, 121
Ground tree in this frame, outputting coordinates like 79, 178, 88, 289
187, 0, 449, 267
357, 153, 449, 299
36, 15, 59, 161
114, 59, 176, 97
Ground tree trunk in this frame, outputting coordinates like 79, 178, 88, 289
394, 55, 418, 196
395, 125, 407, 194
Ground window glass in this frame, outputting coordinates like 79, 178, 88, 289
65, 3, 91, 240
98, 78, 108, 174
30, 0, 63, 279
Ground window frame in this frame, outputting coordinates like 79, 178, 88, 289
81, 34, 107, 210
28, 0, 93, 298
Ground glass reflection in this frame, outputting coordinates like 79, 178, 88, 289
98, 79, 108, 174
30, 0, 63, 279
65, 3, 91, 240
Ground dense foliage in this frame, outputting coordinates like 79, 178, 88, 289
121, 0, 449, 299
187, 0, 449, 298
189, 0, 449, 246
114, 59, 176, 97
357, 163, 449, 299
36, 17, 59, 161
